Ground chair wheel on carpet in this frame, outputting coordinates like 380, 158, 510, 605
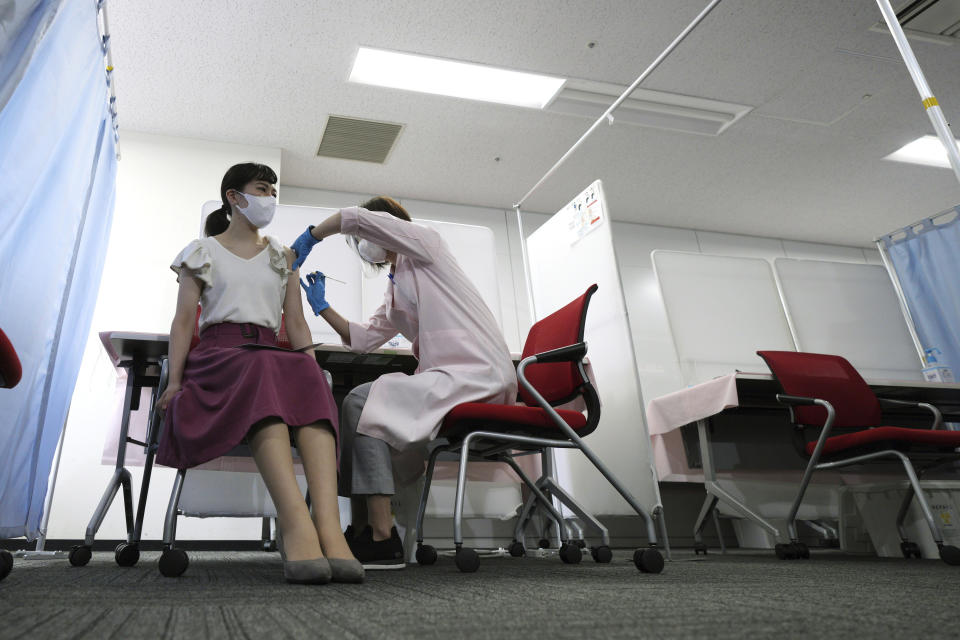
591, 545, 612, 563
633, 548, 665, 574
773, 542, 810, 560
938, 544, 960, 566
0, 549, 12, 581
693, 542, 708, 556
455, 547, 480, 573
559, 542, 582, 565
508, 541, 525, 557
69, 545, 92, 567
114, 542, 140, 567
415, 544, 437, 566
901, 541, 922, 559
159, 548, 189, 577
793, 542, 810, 559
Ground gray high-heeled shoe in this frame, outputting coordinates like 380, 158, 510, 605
277, 530, 332, 585
328, 557, 365, 584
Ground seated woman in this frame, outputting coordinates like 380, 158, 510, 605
156, 163, 361, 585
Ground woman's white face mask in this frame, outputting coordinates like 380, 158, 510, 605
233, 191, 277, 228
357, 239, 387, 264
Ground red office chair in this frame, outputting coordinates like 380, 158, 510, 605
412, 285, 665, 574
0, 328, 22, 389
758, 350, 960, 565
0, 328, 21, 581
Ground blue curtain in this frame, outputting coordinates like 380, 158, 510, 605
883, 208, 960, 375
0, 0, 117, 539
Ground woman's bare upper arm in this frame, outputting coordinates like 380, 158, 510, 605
174, 274, 202, 324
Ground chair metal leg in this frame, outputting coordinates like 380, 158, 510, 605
897, 455, 944, 545
896, 485, 917, 541
415, 446, 444, 544
162, 470, 186, 547
537, 475, 610, 546
514, 488, 539, 544
499, 456, 570, 542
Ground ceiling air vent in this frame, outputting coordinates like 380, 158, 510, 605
870, 0, 960, 45
316, 115, 403, 163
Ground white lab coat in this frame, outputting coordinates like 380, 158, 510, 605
340, 206, 517, 451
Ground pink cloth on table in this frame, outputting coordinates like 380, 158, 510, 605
645, 373, 739, 436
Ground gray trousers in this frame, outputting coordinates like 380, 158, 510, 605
339, 381, 395, 497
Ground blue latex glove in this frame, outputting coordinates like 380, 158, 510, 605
290, 226, 320, 271
300, 271, 329, 315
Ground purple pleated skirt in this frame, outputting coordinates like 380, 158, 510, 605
157, 322, 339, 470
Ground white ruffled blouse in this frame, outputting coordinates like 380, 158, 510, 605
170, 236, 292, 334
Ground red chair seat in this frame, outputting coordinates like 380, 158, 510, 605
441, 402, 587, 436
808, 426, 960, 456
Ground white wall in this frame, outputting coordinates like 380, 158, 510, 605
47, 131, 887, 538
47, 132, 282, 540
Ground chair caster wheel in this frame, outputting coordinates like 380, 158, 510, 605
559, 543, 582, 565
69, 545, 92, 567
793, 542, 810, 559
938, 544, 960, 566
0, 549, 12, 581
159, 548, 189, 577
415, 544, 438, 566
633, 548, 664, 574
693, 542, 708, 556
537, 538, 550, 549
508, 541, 526, 557
901, 541, 922, 559
114, 542, 140, 567
575, 539, 587, 549
455, 547, 480, 573
775, 543, 797, 560
591, 545, 612, 563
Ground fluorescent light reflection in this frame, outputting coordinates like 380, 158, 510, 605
884, 135, 960, 169
349, 47, 565, 109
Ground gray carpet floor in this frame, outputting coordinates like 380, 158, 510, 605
0, 549, 956, 639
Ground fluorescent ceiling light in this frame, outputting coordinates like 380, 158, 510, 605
884, 135, 960, 169
349, 47, 564, 109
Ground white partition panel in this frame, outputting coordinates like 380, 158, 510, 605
202, 201, 363, 344
527, 180, 658, 515
653, 251, 796, 384
774, 258, 922, 380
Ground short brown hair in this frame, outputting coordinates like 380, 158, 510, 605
362, 196, 411, 222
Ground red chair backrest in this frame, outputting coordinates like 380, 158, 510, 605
757, 350, 882, 428
0, 328, 22, 389
519, 284, 597, 406
191, 307, 292, 351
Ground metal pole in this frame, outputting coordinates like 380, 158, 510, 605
514, 205, 537, 324
875, 0, 960, 184
513, 0, 723, 209
15, 416, 69, 559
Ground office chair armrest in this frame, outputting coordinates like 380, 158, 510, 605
877, 397, 945, 430
530, 341, 587, 364
775, 394, 819, 406
775, 394, 837, 465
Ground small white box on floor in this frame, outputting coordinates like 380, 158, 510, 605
848, 481, 960, 558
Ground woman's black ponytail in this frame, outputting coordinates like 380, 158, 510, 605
203, 162, 279, 237
204, 203, 232, 237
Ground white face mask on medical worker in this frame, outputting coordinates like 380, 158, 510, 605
233, 191, 277, 228
357, 239, 388, 264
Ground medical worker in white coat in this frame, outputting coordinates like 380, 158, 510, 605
290, 196, 516, 568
